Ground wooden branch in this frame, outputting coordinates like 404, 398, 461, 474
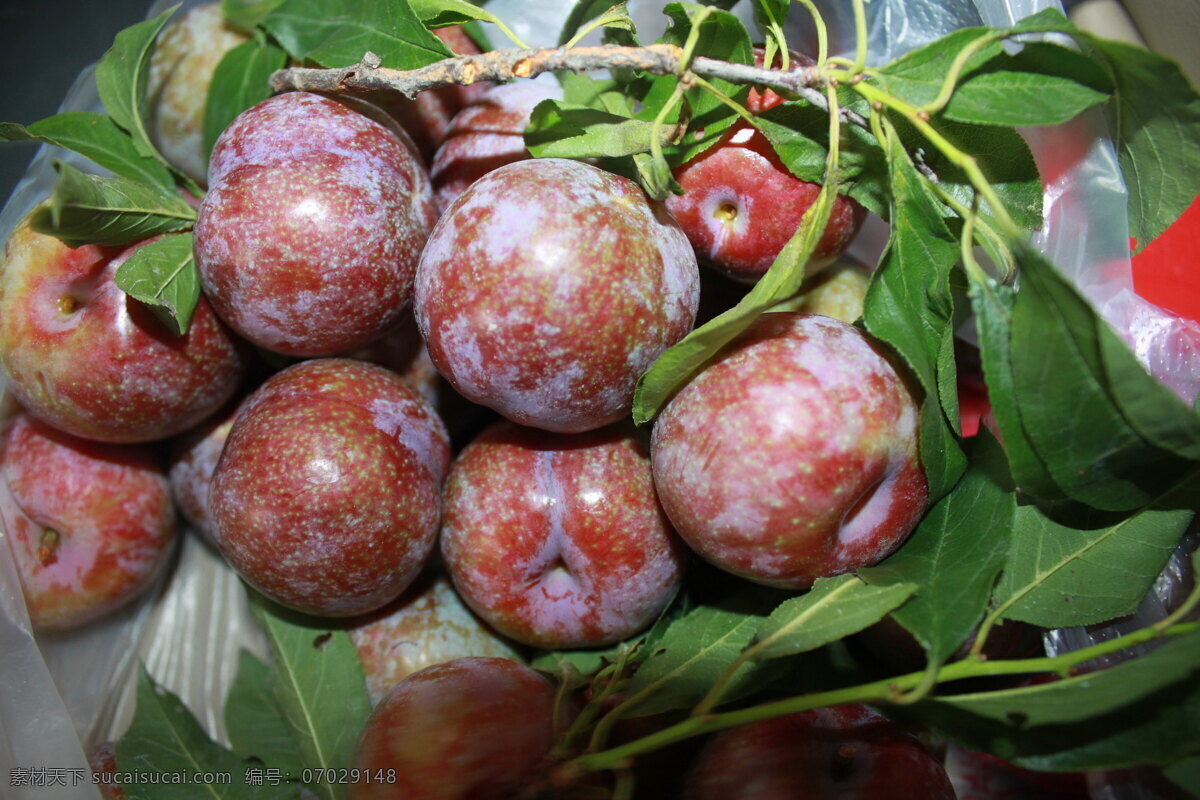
270, 44, 868, 127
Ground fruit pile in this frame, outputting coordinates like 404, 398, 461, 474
2, 1, 1199, 798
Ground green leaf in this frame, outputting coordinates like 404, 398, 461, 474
525, 101, 666, 158
934, 630, 1200, 726
263, 0, 453, 70
872, 27, 1004, 110
658, 2, 752, 160
862, 132, 965, 500
633, 140, 841, 422
558, 73, 636, 117
117, 666, 270, 800
114, 232, 201, 336
250, 597, 373, 800
968, 276, 1066, 502
991, 502, 1193, 629
920, 669, 1200, 771
904, 117, 1043, 232
619, 590, 779, 716
225, 651, 306, 785
0, 112, 173, 188
558, 0, 636, 46
749, 574, 917, 661
203, 38, 288, 160
222, 0, 286, 32
1087, 40, 1200, 250
861, 433, 1014, 663
1166, 757, 1200, 798
410, 0, 528, 40
944, 42, 1112, 127
1008, 245, 1198, 510
32, 161, 196, 247
96, 6, 179, 164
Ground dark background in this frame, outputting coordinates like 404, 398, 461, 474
0, 0, 151, 206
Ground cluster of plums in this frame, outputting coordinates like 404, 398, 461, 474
0, 5, 948, 798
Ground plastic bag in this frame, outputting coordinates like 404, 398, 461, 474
0, 2, 1194, 799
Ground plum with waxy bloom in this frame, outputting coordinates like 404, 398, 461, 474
195, 92, 436, 357
442, 421, 686, 648
652, 313, 927, 589
211, 359, 449, 617
0, 219, 245, 444
416, 158, 699, 433
0, 413, 176, 631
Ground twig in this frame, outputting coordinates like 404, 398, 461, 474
270, 45, 868, 127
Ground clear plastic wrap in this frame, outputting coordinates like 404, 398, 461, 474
0, 2, 1194, 799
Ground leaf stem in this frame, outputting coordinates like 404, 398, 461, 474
851, 0, 869, 74
569, 620, 1200, 774
795, 0, 828, 66
919, 32, 1003, 116
853, 80, 1022, 238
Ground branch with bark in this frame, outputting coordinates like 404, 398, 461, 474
270, 44, 868, 126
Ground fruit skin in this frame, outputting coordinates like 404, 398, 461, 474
87, 742, 127, 800
416, 158, 699, 433
168, 402, 241, 545
0, 219, 246, 444
210, 358, 449, 617
349, 657, 557, 800
442, 421, 687, 648
147, 2, 249, 184
682, 705, 957, 800
196, 91, 436, 357
431, 80, 564, 212
651, 313, 927, 589
348, 572, 525, 705
666, 50, 865, 285
0, 413, 176, 631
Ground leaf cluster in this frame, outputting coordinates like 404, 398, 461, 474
116, 595, 372, 800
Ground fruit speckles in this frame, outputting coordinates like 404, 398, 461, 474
416, 158, 699, 433
348, 573, 524, 705
442, 421, 686, 648
652, 313, 927, 589
196, 92, 436, 357
211, 359, 448, 617
0, 220, 245, 444
0, 414, 175, 631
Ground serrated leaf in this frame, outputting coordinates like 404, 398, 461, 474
619, 591, 778, 716
250, 596, 372, 800
32, 161, 195, 247
904, 117, 1043, 232
935, 629, 1200, 726
749, 574, 917, 661
1009, 245, 1198, 510
633, 138, 840, 422
1, 112, 173, 187
525, 101, 664, 158
862, 132, 965, 500
117, 666, 270, 800
991, 502, 1192, 629
222, 0, 286, 32
872, 27, 1004, 109
861, 433, 1014, 662
203, 38, 288, 160
1085, 40, 1200, 250
263, 0, 452, 70
410, 0, 525, 37
558, 73, 636, 117
943, 42, 1112, 127
96, 6, 179, 164
968, 277, 1066, 502
225, 651, 307, 786
658, 2, 751, 157
115, 232, 200, 336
